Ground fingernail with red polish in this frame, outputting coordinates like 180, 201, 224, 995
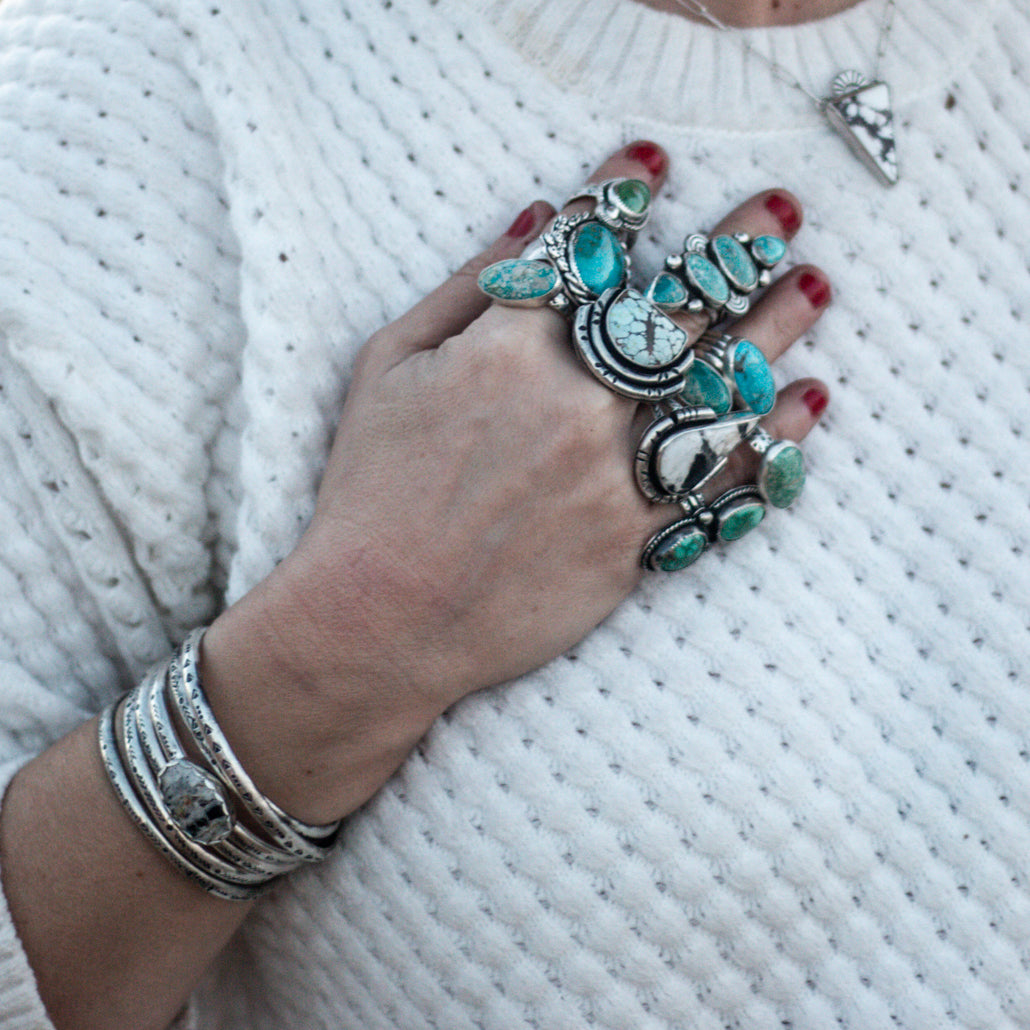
798, 271, 831, 308
625, 141, 666, 177
505, 205, 536, 238
765, 192, 801, 234
803, 387, 828, 418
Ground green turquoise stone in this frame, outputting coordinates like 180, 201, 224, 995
685, 253, 730, 307
718, 501, 766, 541
605, 289, 689, 368
571, 221, 626, 295
646, 271, 688, 310
732, 340, 775, 415
478, 259, 558, 302
654, 526, 708, 571
750, 234, 787, 268
711, 235, 758, 291
680, 359, 731, 414
762, 442, 805, 508
614, 178, 650, 214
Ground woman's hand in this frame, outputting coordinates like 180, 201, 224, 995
199, 141, 832, 824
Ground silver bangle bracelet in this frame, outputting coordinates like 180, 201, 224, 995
168, 631, 340, 863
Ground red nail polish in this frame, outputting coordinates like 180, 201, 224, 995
765, 192, 801, 234
798, 271, 831, 308
505, 206, 536, 238
803, 387, 828, 418
625, 142, 666, 177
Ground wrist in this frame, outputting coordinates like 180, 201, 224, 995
198, 552, 439, 825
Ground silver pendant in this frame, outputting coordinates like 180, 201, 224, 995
823, 71, 898, 187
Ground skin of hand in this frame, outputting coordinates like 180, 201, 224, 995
0, 141, 830, 1030
199, 141, 831, 827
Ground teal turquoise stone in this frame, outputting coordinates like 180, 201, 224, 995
606, 290, 689, 368
761, 442, 805, 508
750, 234, 787, 268
646, 271, 688, 310
478, 259, 558, 302
732, 340, 776, 415
680, 359, 731, 414
684, 253, 730, 307
653, 526, 708, 571
711, 235, 758, 291
571, 221, 626, 295
614, 178, 650, 214
718, 501, 766, 541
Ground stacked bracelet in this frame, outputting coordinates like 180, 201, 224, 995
99, 629, 341, 900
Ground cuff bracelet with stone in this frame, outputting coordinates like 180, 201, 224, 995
646, 231, 787, 321
641, 486, 768, 572
99, 629, 340, 899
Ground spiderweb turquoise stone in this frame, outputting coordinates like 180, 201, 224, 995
571, 221, 626, 294
711, 235, 758, 291
653, 526, 707, 571
750, 234, 787, 267
605, 290, 689, 369
732, 340, 775, 415
680, 360, 731, 414
684, 253, 730, 307
478, 259, 558, 302
761, 442, 805, 508
718, 501, 766, 541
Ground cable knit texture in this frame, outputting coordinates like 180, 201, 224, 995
0, 0, 1027, 1027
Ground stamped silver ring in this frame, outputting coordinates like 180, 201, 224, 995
746, 427, 806, 508
690, 331, 777, 416
563, 177, 652, 243
478, 211, 632, 315
645, 231, 787, 322
634, 403, 760, 502
641, 485, 767, 571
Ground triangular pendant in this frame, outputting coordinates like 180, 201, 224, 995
823, 71, 899, 187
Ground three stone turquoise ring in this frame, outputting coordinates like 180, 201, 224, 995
646, 231, 787, 322
477, 178, 651, 316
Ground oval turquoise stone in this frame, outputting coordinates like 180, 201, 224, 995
605, 290, 689, 368
680, 359, 731, 414
654, 526, 707, 571
718, 501, 766, 541
478, 259, 558, 302
732, 340, 775, 415
762, 442, 805, 508
711, 235, 758, 291
684, 253, 730, 307
646, 271, 688, 310
750, 234, 787, 268
571, 221, 626, 295
614, 178, 650, 215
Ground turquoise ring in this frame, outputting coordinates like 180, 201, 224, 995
563, 177, 652, 244
746, 427, 806, 508
478, 211, 631, 316
645, 231, 786, 321
692, 331, 777, 416
641, 486, 767, 572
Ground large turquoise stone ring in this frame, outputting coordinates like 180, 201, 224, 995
747, 428, 806, 508
480, 211, 631, 315
695, 331, 777, 416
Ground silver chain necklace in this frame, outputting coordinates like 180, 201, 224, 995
669, 0, 899, 186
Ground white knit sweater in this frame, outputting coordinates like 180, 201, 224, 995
0, 0, 1027, 1027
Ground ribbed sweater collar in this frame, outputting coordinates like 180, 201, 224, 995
450, 0, 1001, 129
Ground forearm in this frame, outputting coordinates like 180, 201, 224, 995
0, 559, 438, 1030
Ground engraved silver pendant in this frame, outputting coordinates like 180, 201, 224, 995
823, 71, 898, 187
